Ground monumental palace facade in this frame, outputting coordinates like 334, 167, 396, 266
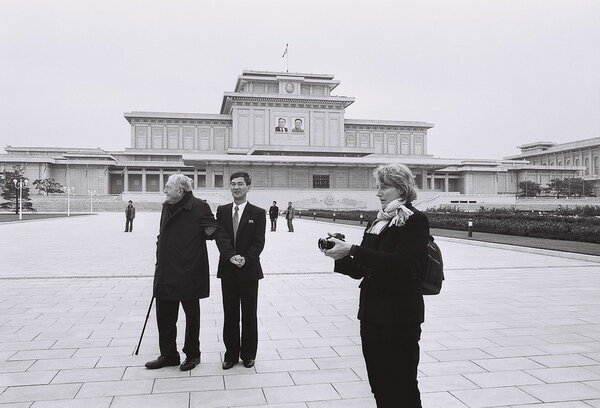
1, 70, 598, 210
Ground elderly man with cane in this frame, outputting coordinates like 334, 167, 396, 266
140, 174, 240, 371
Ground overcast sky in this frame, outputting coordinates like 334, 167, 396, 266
1, 0, 598, 160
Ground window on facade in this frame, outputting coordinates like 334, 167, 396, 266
313, 174, 330, 189
197, 174, 206, 187
214, 173, 223, 188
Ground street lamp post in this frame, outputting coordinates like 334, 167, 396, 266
67, 186, 75, 216
88, 189, 96, 213
12, 178, 28, 220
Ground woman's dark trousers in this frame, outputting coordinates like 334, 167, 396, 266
360, 322, 422, 408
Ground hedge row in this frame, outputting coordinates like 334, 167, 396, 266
304, 208, 600, 243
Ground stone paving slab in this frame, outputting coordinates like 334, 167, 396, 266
1, 213, 600, 407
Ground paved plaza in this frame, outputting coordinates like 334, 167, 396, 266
1, 212, 600, 407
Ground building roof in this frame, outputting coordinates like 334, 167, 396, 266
345, 118, 434, 129
124, 112, 232, 123
505, 137, 600, 159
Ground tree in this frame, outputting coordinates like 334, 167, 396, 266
518, 180, 542, 197
562, 178, 596, 197
545, 178, 566, 197
0, 165, 35, 212
32, 178, 65, 196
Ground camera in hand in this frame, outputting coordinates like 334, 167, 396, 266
318, 233, 345, 250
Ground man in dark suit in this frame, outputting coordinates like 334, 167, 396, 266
124, 200, 135, 232
275, 117, 288, 132
145, 174, 235, 372
268, 201, 279, 232
216, 171, 266, 370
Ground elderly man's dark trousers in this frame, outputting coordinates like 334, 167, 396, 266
360, 322, 422, 408
156, 298, 200, 359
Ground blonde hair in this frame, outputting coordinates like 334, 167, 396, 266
373, 163, 418, 203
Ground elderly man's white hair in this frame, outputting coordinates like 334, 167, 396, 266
167, 174, 193, 192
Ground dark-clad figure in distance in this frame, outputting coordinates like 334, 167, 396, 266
285, 201, 295, 232
125, 200, 135, 232
268, 201, 279, 232
322, 163, 429, 408
275, 117, 288, 132
145, 174, 235, 372
216, 172, 266, 370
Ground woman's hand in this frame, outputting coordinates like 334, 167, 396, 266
321, 233, 353, 260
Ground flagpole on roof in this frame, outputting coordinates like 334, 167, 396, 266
282, 43, 289, 73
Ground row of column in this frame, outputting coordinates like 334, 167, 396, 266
122, 168, 203, 193
420, 169, 450, 192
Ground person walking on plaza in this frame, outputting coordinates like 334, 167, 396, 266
285, 201, 295, 232
145, 174, 236, 372
216, 172, 266, 370
124, 200, 135, 232
321, 163, 429, 408
268, 201, 279, 231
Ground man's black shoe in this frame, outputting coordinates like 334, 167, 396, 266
180, 357, 200, 371
145, 355, 180, 369
222, 360, 236, 370
243, 359, 255, 368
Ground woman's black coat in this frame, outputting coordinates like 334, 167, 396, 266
334, 205, 429, 325
153, 194, 234, 301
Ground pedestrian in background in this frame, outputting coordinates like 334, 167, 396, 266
125, 200, 135, 232
268, 201, 279, 231
285, 201, 295, 232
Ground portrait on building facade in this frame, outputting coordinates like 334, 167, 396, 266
275, 117, 288, 132
292, 118, 304, 133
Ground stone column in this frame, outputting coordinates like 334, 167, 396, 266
420, 169, 427, 190
159, 169, 164, 192
142, 169, 147, 192
444, 173, 449, 192
193, 168, 198, 189
123, 167, 129, 193
429, 172, 435, 190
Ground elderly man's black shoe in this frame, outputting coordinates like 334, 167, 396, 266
243, 359, 255, 368
145, 355, 180, 369
222, 360, 236, 370
180, 357, 200, 371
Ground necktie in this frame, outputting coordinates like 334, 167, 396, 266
233, 205, 239, 246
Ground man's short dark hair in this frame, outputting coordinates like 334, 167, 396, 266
273, 201, 276, 204
128, 200, 133, 204
230, 171, 251, 185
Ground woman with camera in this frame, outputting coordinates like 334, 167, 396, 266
321, 163, 429, 408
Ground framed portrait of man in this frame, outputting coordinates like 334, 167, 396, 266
275, 117, 288, 132
292, 118, 304, 133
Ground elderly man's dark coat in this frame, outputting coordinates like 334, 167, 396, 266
154, 193, 234, 301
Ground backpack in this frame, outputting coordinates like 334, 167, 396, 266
422, 235, 444, 295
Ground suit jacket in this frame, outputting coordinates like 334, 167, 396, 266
153, 193, 234, 300
334, 204, 429, 325
268, 205, 279, 219
275, 126, 288, 132
216, 202, 266, 281
285, 206, 295, 220
125, 205, 135, 219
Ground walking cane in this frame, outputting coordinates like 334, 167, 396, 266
134, 296, 154, 355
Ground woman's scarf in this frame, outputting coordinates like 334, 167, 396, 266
366, 198, 414, 235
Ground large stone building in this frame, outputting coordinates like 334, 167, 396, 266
0, 70, 592, 210
505, 138, 600, 196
